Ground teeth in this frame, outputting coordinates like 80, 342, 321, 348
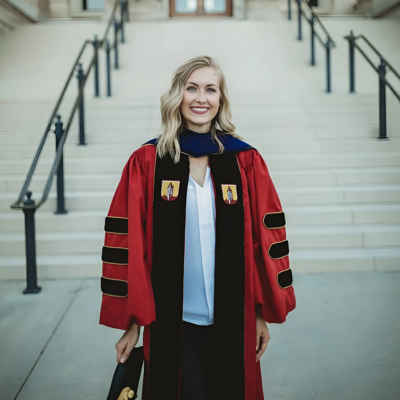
191, 107, 208, 112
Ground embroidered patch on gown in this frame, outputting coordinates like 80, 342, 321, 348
161, 180, 180, 201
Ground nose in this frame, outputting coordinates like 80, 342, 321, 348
196, 89, 207, 103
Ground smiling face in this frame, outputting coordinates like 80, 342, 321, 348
180, 66, 221, 133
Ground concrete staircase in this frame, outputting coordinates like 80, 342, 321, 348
0, 3, 400, 279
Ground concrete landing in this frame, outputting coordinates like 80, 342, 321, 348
0, 272, 399, 400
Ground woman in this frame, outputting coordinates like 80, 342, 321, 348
99, 56, 296, 400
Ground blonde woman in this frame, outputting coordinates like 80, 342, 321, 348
99, 56, 296, 400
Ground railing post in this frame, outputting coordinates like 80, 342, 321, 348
288, 0, 291, 20
106, 39, 112, 97
326, 37, 331, 93
378, 58, 388, 140
22, 191, 41, 294
310, 14, 316, 65
93, 35, 100, 97
349, 31, 356, 93
77, 63, 86, 145
120, 0, 125, 43
114, 17, 119, 69
297, 0, 302, 41
54, 115, 67, 214
125, 0, 130, 21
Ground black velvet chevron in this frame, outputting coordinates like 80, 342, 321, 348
268, 240, 289, 260
105, 217, 128, 234
263, 211, 285, 229
102, 246, 128, 265
101, 276, 128, 297
277, 268, 293, 289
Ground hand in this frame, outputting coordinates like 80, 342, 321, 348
256, 314, 270, 363
115, 322, 140, 363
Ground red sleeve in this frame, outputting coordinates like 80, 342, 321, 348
99, 152, 156, 331
247, 150, 296, 323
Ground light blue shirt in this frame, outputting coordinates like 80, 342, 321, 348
183, 166, 216, 326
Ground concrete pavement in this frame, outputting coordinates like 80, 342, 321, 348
1, 271, 399, 400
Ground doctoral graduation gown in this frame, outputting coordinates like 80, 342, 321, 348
99, 135, 296, 400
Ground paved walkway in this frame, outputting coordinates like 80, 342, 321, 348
1, 271, 399, 400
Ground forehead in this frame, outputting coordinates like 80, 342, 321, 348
186, 67, 219, 85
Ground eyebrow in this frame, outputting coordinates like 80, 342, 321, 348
186, 82, 219, 88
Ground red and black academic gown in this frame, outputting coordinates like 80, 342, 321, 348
99, 138, 296, 400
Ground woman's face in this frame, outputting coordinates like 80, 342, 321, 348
180, 66, 221, 133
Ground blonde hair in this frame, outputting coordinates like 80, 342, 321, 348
156, 55, 241, 163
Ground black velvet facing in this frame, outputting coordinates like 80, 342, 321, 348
209, 153, 245, 400
277, 268, 293, 289
268, 240, 289, 260
263, 211, 286, 229
101, 276, 128, 297
105, 217, 128, 234
147, 153, 189, 400
147, 152, 246, 400
102, 246, 128, 265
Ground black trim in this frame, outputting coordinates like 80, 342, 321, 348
263, 211, 285, 229
209, 153, 245, 400
269, 240, 289, 260
277, 268, 293, 289
101, 276, 128, 297
105, 217, 128, 234
102, 246, 128, 265
148, 153, 190, 400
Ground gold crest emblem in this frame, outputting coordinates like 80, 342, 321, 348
221, 184, 238, 205
161, 180, 180, 201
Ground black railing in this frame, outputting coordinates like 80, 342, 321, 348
291, 0, 336, 92
344, 31, 400, 140
10, 0, 130, 294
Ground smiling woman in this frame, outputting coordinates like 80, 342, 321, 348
99, 56, 296, 400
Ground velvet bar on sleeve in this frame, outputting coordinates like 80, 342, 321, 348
245, 150, 296, 323
99, 148, 156, 330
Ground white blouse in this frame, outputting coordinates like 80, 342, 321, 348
182, 165, 216, 326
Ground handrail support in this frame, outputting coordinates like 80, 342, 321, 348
22, 191, 41, 294
93, 35, 100, 97
326, 37, 332, 93
77, 63, 86, 146
54, 115, 68, 214
310, 14, 315, 66
349, 31, 356, 93
378, 58, 389, 140
297, 0, 302, 40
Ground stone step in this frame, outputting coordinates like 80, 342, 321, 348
287, 224, 400, 249
2, 151, 400, 177
290, 247, 400, 273
1, 224, 399, 256
1, 246, 398, 280
2, 185, 400, 211
2, 204, 400, 236
2, 139, 400, 160
1, 126, 399, 145
2, 168, 400, 193
5, 136, 399, 152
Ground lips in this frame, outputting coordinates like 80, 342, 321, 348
190, 107, 209, 114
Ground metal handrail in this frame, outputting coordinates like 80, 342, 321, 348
10, 0, 124, 211
344, 31, 400, 140
301, 1, 336, 49
344, 32, 400, 102
293, 0, 336, 92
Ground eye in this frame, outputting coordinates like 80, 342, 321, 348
207, 88, 216, 92
187, 86, 196, 91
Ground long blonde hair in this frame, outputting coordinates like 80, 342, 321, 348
156, 55, 241, 163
